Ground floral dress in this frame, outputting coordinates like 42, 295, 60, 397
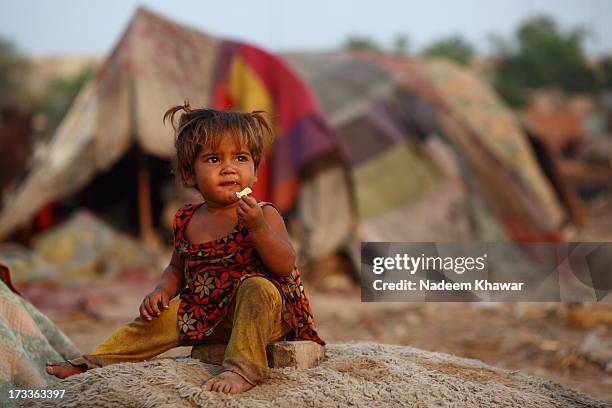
173, 202, 324, 345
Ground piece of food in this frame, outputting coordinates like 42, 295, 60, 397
236, 187, 252, 198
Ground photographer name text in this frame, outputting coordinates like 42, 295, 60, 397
372, 279, 524, 291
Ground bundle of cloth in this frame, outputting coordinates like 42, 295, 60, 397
0, 263, 80, 397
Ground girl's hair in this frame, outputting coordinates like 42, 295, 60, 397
163, 102, 273, 187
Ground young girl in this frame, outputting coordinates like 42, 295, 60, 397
46, 104, 324, 395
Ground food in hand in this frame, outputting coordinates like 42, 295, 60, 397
236, 187, 252, 198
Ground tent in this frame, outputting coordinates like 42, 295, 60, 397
283, 52, 567, 244
0, 8, 354, 266
1, 9, 569, 280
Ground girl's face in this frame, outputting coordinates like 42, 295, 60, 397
187, 135, 257, 207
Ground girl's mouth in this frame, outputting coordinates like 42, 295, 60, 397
220, 181, 240, 187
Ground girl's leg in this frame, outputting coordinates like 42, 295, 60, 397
210, 276, 289, 390
46, 298, 182, 377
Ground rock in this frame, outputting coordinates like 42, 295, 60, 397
190, 343, 226, 365
266, 341, 326, 369
191, 341, 326, 369
579, 332, 612, 372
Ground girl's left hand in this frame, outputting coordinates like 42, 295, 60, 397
237, 195, 265, 231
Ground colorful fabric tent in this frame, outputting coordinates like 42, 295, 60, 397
0, 8, 353, 263
401, 57, 565, 241
283, 52, 566, 243
0, 9, 568, 277
283, 52, 458, 248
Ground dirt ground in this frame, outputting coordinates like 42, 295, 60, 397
25, 272, 611, 404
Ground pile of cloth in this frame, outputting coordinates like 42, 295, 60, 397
0, 264, 80, 398
0, 210, 157, 286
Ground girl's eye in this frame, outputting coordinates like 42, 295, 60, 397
237, 155, 248, 162
205, 157, 218, 163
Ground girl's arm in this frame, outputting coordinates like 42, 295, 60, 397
140, 250, 186, 320
156, 250, 186, 298
237, 197, 296, 277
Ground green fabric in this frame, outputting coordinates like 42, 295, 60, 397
354, 142, 442, 220
0, 279, 80, 400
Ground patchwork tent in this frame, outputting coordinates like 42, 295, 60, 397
0, 8, 354, 265
283, 52, 567, 245
0, 9, 568, 280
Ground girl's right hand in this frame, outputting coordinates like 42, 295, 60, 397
139, 288, 170, 321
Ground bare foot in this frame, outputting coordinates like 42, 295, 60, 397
45, 360, 86, 379
204, 371, 253, 394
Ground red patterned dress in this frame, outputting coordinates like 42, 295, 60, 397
173, 202, 324, 345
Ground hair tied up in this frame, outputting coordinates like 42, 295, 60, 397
163, 100, 193, 130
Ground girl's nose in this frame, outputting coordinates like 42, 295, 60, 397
220, 163, 237, 174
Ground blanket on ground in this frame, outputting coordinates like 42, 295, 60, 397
16, 342, 606, 408
0, 265, 80, 399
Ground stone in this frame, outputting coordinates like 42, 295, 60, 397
191, 341, 326, 369
266, 340, 326, 369
191, 343, 226, 365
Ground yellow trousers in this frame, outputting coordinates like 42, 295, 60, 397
69, 276, 289, 384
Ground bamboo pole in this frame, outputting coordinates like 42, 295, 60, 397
138, 152, 156, 247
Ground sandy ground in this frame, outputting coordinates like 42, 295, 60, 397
25, 274, 611, 404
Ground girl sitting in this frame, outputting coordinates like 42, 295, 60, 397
47, 104, 324, 395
